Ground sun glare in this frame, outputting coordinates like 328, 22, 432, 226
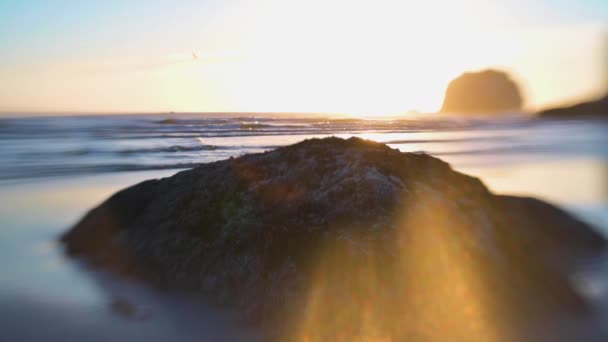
153, 0, 534, 116
1, 0, 604, 114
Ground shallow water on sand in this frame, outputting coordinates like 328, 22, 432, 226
0, 170, 263, 341
0, 113, 607, 340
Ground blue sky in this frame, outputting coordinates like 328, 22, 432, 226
0, 0, 606, 113
0, 1, 222, 63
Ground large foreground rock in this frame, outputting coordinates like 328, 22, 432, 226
62, 137, 605, 340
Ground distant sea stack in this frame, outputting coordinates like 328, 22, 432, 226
441, 70, 524, 114
62, 137, 604, 340
538, 95, 608, 118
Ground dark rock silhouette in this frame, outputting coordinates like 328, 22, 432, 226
441, 70, 524, 114
538, 95, 608, 118
62, 137, 604, 340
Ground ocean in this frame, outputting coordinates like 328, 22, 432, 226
1, 113, 607, 340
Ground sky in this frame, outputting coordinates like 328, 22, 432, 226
0, 0, 607, 115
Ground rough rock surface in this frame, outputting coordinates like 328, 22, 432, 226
538, 95, 608, 118
62, 137, 605, 340
441, 69, 524, 114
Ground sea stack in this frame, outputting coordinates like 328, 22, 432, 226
62, 137, 605, 340
441, 70, 524, 114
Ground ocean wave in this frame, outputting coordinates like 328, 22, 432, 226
156, 117, 308, 132
117, 144, 220, 154
2, 114, 606, 185
239, 122, 272, 130
384, 137, 498, 144
156, 118, 233, 125
0, 162, 200, 182
15, 145, 223, 158
428, 144, 562, 156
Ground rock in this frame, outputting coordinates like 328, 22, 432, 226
61, 137, 605, 340
109, 297, 152, 320
110, 298, 137, 317
158, 118, 178, 124
538, 95, 608, 118
441, 70, 524, 114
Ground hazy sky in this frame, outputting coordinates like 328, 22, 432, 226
1, 0, 607, 115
